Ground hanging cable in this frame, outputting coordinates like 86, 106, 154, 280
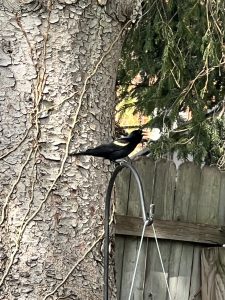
127, 204, 154, 300
151, 223, 172, 300
127, 219, 149, 300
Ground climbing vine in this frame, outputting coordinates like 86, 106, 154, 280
0, 6, 131, 294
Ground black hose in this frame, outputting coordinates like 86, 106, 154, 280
104, 164, 124, 300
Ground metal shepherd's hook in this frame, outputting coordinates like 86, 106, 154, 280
103, 160, 154, 300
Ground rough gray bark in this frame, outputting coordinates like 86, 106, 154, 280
0, 0, 142, 299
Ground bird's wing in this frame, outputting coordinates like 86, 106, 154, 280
113, 140, 129, 146
116, 137, 131, 143
86, 141, 127, 156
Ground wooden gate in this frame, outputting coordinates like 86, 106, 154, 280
114, 158, 225, 300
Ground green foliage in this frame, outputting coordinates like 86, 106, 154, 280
118, 0, 225, 167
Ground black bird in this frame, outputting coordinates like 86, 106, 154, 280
70, 129, 143, 161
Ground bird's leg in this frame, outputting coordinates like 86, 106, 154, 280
114, 157, 135, 166
126, 156, 133, 164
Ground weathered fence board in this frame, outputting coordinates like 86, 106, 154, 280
189, 246, 202, 300
115, 215, 225, 244
114, 158, 225, 300
141, 160, 176, 300
197, 166, 221, 225
219, 172, 225, 225
173, 162, 201, 223
167, 162, 201, 300
143, 241, 170, 300
201, 248, 225, 300
116, 159, 156, 300
115, 166, 131, 297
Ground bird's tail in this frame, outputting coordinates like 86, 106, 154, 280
69, 151, 86, 156
69, 150, 93, 156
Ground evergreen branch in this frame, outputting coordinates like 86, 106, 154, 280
170, 67, 181, 88
136, 0, 157, 26
174, 136, 194, 145
119, 0, 225, 164
179, 61, 225, 102
201, 0, 211, 98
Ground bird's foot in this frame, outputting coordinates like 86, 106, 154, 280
114, 157, 133, 166
114, 158, 128, 165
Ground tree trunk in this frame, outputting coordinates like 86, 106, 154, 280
0, 1, 141, 299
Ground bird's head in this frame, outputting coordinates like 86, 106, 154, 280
128, 129, 143, 140
117, 129, 143, 144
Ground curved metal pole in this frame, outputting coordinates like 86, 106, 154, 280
104, 160, 152, 300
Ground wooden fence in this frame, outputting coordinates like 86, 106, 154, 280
114, 158, 225, 300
